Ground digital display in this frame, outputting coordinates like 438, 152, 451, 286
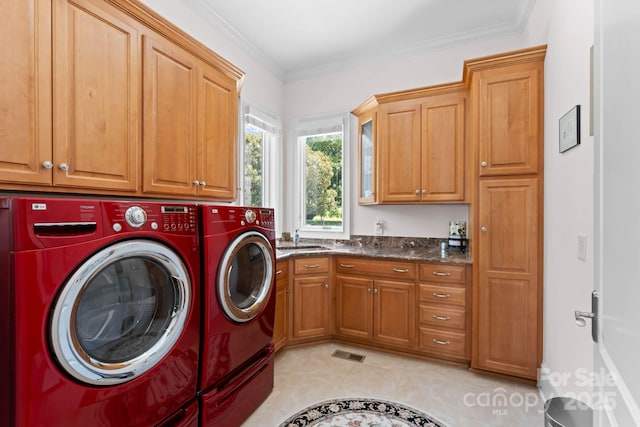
161, 206, 188, 214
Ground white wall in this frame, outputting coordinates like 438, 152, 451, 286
526, 0, 596, 401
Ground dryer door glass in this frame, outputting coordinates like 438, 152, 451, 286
51, 240, 191, 385
218, 231, 274, 323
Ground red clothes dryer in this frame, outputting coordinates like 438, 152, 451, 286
0, 197, 200, 427
198, 205, 276, 427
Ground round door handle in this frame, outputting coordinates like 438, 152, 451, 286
58, 163, 69, 171
481, 226, 488, 232
42, 160, 53, 169
422, 189, 427, 194
193, 180, 200, 186
324, 283, 329, 289
481, 161, 488, 167
199, 181, 206, 187
415, 189, 420, 194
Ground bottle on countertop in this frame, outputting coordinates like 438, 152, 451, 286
440, 241, 447, 259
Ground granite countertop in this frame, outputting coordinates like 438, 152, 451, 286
275, 235, 471, 265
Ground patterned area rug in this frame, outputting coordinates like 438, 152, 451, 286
279, 398, 447, 427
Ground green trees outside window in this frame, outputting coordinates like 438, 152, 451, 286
303, 133, 343, 227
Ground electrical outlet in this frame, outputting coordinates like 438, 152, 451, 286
375, 218, 383, 236
577, 234, 587, 261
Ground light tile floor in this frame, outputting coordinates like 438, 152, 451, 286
241, 343, 545, 426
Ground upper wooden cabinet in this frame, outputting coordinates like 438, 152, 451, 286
53, 0, 140, 191
421, 92, 466, 201
378, 99, 422, 203
0, 0, 243, 200
353, 86, 467, 204
465, 49, 545, 177
0, 1, 52, 186
357, 109, 377, 204
142, 33, 238, 200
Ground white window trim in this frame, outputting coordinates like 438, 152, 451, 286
293, 112, 350, 240
239, 100, 284, 235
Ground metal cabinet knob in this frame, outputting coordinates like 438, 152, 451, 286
481, 226, 488, 232
324, 283, 329, 289
422, 189, 427, 194
193, 180, 200, 186
481, 161, 488, 167
415, 189, 420, 194
199, 181, 206, 187
58, 163, 69, 171
42, 160, 53, 169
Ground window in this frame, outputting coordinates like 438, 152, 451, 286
241, 103, 281, 209
295, 113, 350, 238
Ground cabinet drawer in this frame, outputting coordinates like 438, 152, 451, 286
335, 257, 415, 280
419, 263, 466, 283
294, 257, 329, 275
418, 284, 466, 307
418, 327, 467, 359
276, 260, 289, 277
275, 260, 289, 290
418, 305, 466, 330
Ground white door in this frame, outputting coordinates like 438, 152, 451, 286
594, 0, 640, 424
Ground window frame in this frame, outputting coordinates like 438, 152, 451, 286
239, 101, 283, 234
294, 112, 350, 240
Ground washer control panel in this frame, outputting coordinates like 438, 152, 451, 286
104, 202, 197, 235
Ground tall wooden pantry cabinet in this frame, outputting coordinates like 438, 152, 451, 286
465, 46, 546, 381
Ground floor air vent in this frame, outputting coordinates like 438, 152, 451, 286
331, 349, 366, 363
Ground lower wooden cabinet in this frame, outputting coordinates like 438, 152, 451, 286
373, 280, 415, 348
273, 259, 290, 351
335, 257, 415, 349
417, 263, 470, 361
291, 257, 332, 340
472, 177, 541, 380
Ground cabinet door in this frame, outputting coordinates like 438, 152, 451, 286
197, 64, 238, 200
292, 276, 331, 339
421, 92, 466, 201
0, 0, 52, 185
142, 34, 198, 196
378, 100, 421, 202
53, 0, 139, 191
273, 262, 289, 351
474, 178, 540, 379
373, 280, 415, 348
335, 275, 373, 340
475, 61, 542, 176
358, 112, 376, 204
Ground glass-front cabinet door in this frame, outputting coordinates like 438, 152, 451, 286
358, 112, 376, 204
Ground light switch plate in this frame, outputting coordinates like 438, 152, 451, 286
577, 234, 587, 261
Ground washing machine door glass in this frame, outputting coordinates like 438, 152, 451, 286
218, 231, 274, 323
51, 240, 191, 386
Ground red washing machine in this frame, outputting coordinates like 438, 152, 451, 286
198, 205, 276, 427
0, 197, 201, 427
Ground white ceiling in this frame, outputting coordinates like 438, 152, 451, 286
184, 0, 535, 81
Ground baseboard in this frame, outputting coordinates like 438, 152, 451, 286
537, 362, 560, 403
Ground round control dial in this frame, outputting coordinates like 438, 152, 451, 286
245, 210, 257, 224
125, 206, 147, 228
